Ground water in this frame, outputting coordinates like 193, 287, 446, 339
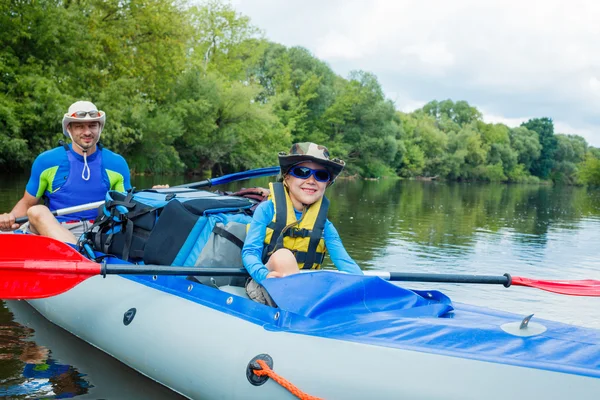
1, 175, 600, 398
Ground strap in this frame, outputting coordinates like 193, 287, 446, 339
121, 218, 135, 261
295, 251, 326, 266
213, 225, 245, 249
59, 140, 70, 151
284, 228, 311, 238
302, 196, 329, 269
122, 204, 160, 220
264, 182, 288, 260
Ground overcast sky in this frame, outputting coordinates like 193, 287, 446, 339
231, 0, 600, 146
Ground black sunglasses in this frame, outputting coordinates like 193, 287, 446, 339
288, 166, 331, 182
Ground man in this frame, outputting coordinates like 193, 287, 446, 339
0, 101, 131, 243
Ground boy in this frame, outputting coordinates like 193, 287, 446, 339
242, 142, 363, 304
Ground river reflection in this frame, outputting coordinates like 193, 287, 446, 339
1, 175, 600, 398
0, 302, 90, 398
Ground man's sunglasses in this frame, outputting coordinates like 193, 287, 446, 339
70, 110, 102, 118
288, 166, 331, 182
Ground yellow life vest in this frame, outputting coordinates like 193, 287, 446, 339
263, 182, 328, 269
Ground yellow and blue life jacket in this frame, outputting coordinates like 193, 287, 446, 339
263, 182, 328, 269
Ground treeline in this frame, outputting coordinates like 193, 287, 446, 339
399, 103, 599, 185
2, 0, 600, 185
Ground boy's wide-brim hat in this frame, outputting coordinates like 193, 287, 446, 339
61, 100, 106, 137
278, 142, 345, 179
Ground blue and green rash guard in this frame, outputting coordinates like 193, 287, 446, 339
25, 144, 131, 222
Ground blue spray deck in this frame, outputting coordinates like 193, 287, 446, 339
118, 265, 600, 380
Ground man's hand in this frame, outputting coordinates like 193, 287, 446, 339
266, 271, 285, 278
0, 213, 20, 231
151, 184, 170, 189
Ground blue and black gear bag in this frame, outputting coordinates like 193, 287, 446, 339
85, 188, 255, 266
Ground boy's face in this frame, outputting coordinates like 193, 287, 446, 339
284, 161, 329, 210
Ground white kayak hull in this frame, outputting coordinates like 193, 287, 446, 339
27, 274, 600, 400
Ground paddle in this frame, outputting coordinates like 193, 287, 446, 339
1, 235, 598, 300
174, 166, 280, 189
14, 200, 106, 225
365, 271, 600, 296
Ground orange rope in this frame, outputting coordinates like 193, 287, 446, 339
253, 359, 323, 400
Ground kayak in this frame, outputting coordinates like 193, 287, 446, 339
24, 257, 600, 399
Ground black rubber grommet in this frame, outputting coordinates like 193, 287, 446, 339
123, 308, 136, 326
503, 273, 512, 288
246, 353, 273, 386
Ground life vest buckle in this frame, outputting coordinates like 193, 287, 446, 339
287, 228, 311, 238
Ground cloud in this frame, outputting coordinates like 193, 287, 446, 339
482, 113, 530, 128
231, 0, 600, 146
315, 31, 363, 60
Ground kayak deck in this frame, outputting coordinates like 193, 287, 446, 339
126, 270, 600, 380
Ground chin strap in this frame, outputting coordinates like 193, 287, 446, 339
81, 149, 91, 181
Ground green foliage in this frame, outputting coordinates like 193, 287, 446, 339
578, 154, 600, 186
509, 127, 541, 171
552, 134, 587, 184
168, 70, 288, 175
521, 117, 557, 179
0, 0, 596, 185
190, 0, 265, 81
423, 99, 482, 128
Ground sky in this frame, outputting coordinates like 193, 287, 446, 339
230, 0, 600, 146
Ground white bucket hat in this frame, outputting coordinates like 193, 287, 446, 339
61, 100, 106, 137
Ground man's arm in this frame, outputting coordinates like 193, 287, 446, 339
0, 191, 41, 231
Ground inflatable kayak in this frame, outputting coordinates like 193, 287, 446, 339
18, 255, 599, 399
1, 205, 599, 400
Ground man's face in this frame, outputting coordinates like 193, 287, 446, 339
68, 122, 100, 150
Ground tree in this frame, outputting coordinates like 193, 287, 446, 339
578, 154, 600, 186
552, 134, 587, 184
422, 99, 482, 128
509, 127, 541, 171
169, 69, 288, 175
190, 0, 264, 81
521, 117, 557, 179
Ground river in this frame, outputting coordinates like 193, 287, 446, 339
1, 174, 599, 398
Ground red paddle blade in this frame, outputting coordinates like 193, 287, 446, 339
512, 276, 600, 296
0, 235, 101, 299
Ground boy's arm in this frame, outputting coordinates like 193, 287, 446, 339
323, 221, 363, 274
242, 201, 274, 283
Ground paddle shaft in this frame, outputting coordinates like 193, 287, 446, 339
2, 258, 515, 284
368, 271, 512, 286
174, 166, 280, 189
101, 264, 512, 287
102, 264, 249, 277
15, 200, 105, 224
